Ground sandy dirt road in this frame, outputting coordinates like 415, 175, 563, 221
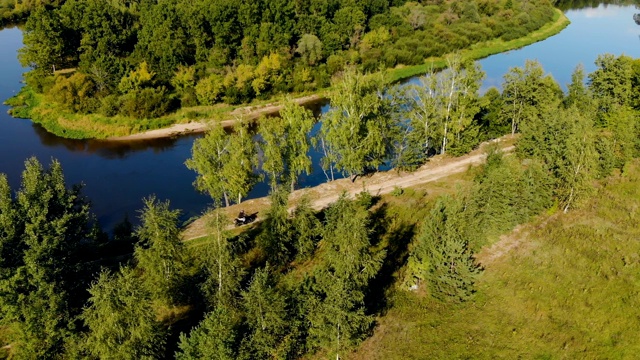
182, 136, 515, 241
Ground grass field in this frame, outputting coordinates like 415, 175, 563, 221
348, 161, 640, 359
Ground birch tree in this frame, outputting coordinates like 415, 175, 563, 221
259, 100, 314, 191
318, 68, 395, 181
186, 121, 259, 207
501, 60, 562, 135
200, 209, 242, 308
404, 57, 484, 157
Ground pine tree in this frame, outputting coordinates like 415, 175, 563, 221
306, 195, 383, 358
176, 306, 238, 360
1, 158, 95, 359
82, 267, 166, 360
240, 266, 290, 359
134, 196, 189, 305
407, 195, 480, 302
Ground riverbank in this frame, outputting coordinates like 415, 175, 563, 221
6, 8, 569, 141
107, 94, 324, 141
110, 9, 569, 142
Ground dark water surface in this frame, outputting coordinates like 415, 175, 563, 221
0, 3, 639, 229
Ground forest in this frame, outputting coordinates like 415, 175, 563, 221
1, 52, 640, 358
7, 0, 557, 138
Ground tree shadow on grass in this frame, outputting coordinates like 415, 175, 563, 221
365, 203, 416, 317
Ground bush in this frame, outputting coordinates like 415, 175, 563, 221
48, 72, 99, 113
195, 74, 224, 105
98, 95, 120, 117
119, 86, 175, 119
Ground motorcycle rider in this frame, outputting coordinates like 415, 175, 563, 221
237, 210, 246, 224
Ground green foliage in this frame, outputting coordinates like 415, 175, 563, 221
134, 196, 189, 305
48, 72, 98, 113
0, 158, 94, 358
469, 148, 552, 246
239, 266, 291, 359
118, 61, 155, 94
195, 74, 225, 106
296, 34, 323, 66
305, 195, 384, 357
199, 210, 243, 308
82, 267, 166, 360
406, 194, 480, 302
11, 0, 558, 137
501, 59, 563, 134
518, 105, 598, 213
351, 160, 640, 359
185, 121, 259, 207
256, 188, 294, 266
291, 197, 321, 262
119, 86, 174, 119
259, 100, 315, 190
176, 306, 238, 360
318, 69, 396, 180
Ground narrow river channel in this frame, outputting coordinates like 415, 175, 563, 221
0, 2, 639, 230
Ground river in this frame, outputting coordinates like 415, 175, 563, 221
0, 3, 639, 230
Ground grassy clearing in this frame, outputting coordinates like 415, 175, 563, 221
387, 8, 570, 83
348, 160, 640, 359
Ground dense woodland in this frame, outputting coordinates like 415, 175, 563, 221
1, 52, 640, 358
13, 0, 556, 123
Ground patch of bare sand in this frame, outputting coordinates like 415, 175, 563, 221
107, 95, 323, 141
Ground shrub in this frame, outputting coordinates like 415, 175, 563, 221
119, 86, 175, 119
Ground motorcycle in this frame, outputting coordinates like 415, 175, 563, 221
234, 212, 257, 227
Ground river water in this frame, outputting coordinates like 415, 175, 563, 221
0, 3, 638, 229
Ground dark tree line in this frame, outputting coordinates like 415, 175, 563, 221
15, 0, 555, 122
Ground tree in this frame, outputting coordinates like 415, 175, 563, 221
259, 100, 314, 191
240, 266, 290, 359
518, 105, 598, 213
291, 196, 321, 261
564, 64, 592, 111
256, 188, 294, 267
588, 54, 633, 118
501, 60, 562, 134
402, 57, 484, 157
0, 158, 93, 358
119, 61, 155, 94
186, 121, 259, 207
19, 7, 68, 73
176, 306, 238, 360
200, 209, 242, 308
134, 196, 189, 305
82, 267, 166, 360
296, 34, 323, 65
318, 69, 396, 181
306, 195, 383, 358
405, 195, 480, 301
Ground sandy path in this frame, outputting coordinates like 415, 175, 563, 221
182, 136, 515, 241
107, 95, 323, 141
